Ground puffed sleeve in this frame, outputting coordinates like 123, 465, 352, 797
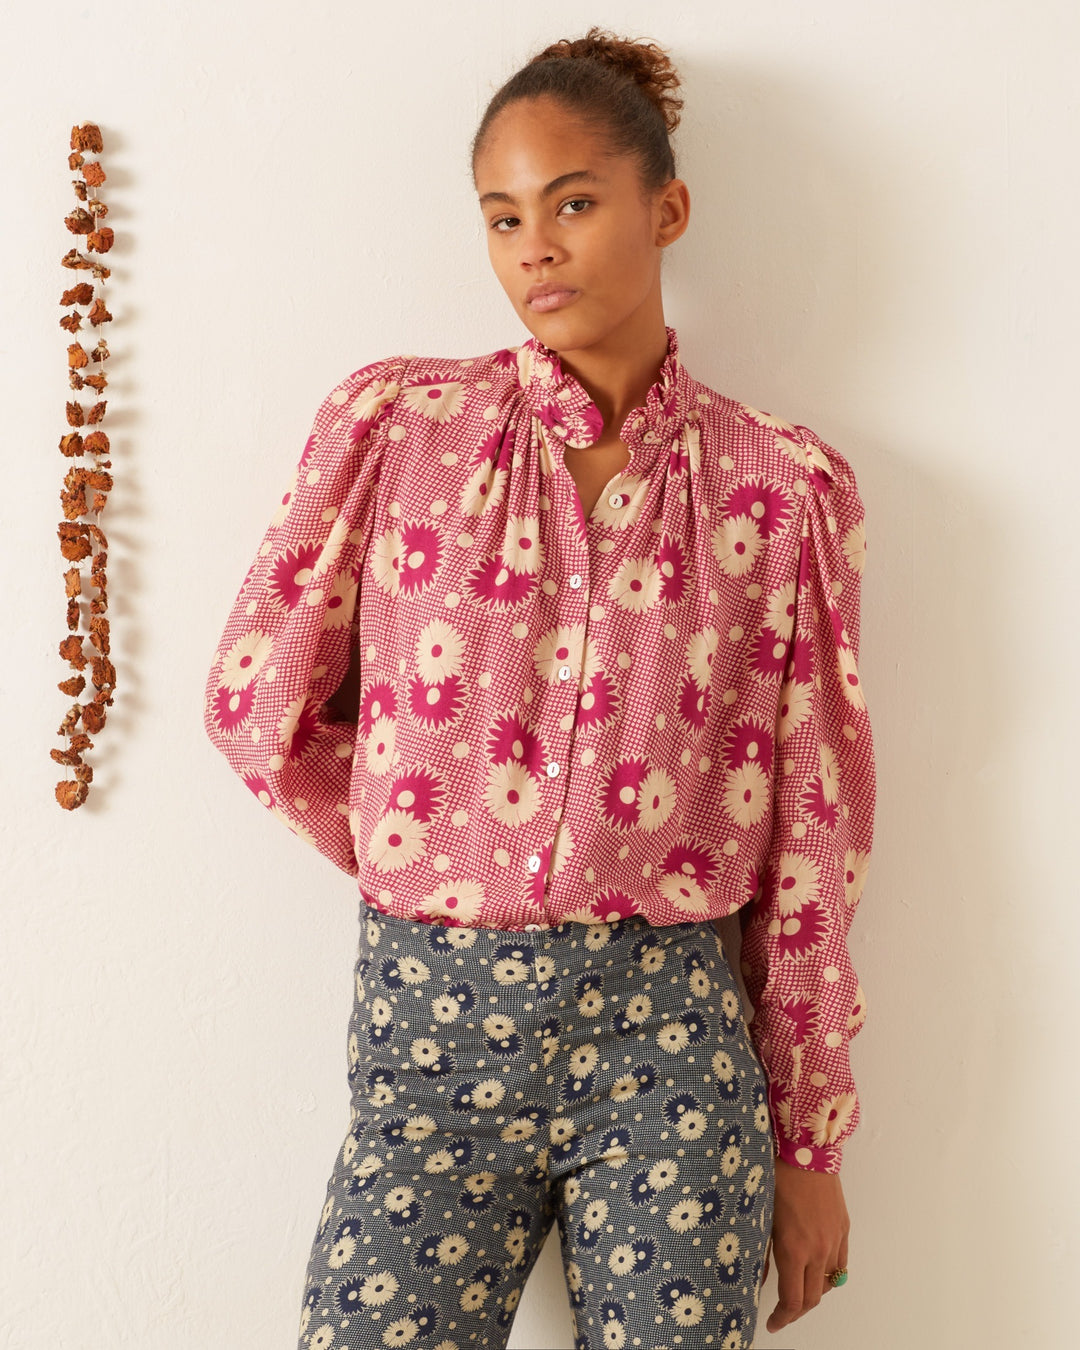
738, 429, 876, 1174
202, 355, 407, 876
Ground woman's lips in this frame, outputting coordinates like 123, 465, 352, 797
527, 288, 580, 313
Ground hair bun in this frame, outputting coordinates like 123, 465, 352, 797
532, 26, 683, 134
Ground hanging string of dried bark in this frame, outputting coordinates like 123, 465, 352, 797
54, 122, 115, 809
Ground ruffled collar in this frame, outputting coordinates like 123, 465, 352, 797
515, 324, 694, 464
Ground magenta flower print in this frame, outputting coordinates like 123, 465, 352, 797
396, 521, 443, 596
386, 769, 446, 823
676, 673, 711, 733
485, 712, 546, 775
599, 757, 650, 830
407, 673, 467, 728
465, 552, 538, 607
240, 769, 275, 807
269, 539, 324, 610
722, 720, 773, 772
209, 678, 256, 733
359, 681, 398, 737
575, 669, 619, 734
588, 888, 641, 923
219, 629, 271, 691
722, 477, 794, 540
655, 534, 689, 604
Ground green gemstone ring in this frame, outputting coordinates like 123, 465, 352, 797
828, 1268, 849, 1288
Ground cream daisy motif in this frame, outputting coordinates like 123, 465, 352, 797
713, 513, 765, 577
220, 630, 271, 690
462, 459, 509, 518
764, 579, 797, 641
776, 678, 813, 740
532, 623, 586, 682
311, 509, 350, 578
770, 852, 820, 913
503, 513, 544, 573
484, 760, 542, 827
819, 742, 841, 804
609, 554, 663, 612
415, 619, 465, 683
721, 760, 770, 829
591, 473, 649, 530
843, 516, 867, 573
400, 379, 468, 423
686, 627, 719, 689
845, 848, 872, 907
365, 809, 428, 871
370, 526, 405, 596
736, 403, 800, 435
638, 768, 677, 831
323, 569, 358, 630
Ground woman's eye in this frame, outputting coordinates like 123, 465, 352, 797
490, 199, 591, 232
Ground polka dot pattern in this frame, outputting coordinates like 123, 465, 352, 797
203, 327, 876, 1174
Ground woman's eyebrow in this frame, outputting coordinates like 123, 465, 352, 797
478, 169, 605, 208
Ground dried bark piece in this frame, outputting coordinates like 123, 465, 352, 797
67, 348, 88, 375
63, 567, 82, 598
72, 179, 88, 201
66, 597, 80, 629
59, 432, 84, 457
87, 227, 114, 254
89, 594, 108, 615
70, 732, 94, 752
88, 299, 111, 326
87, 401, 108, 423
58, 702, 82, 735
60, 247, 93, 271
64, 207, 95, 235
89, 338, 110, 362
70, 124, 103, 152
91, 655, 116, 691
61, 282, 95, 306
50, 746, 83, 767
86, 468, 112, 490
57, 521, 92, 561
82, 702, 107, 733
87, 199, 109, 219
88, 614, 110, 655
60, 484, 88, 519
91, 491, 109, 513
87, 522, 108, 548
55, 779, 88, 809
58, 674, 86, 696
82, 372, 108, 393
60, 313, 83, 334
73, 761, 94, 784
82, 161, 106, 187
83, 431, 109, 455
59, 635, 87, 668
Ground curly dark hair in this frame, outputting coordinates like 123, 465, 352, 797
471, 26, 684, 199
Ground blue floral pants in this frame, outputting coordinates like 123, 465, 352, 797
296, 903, 776, 1350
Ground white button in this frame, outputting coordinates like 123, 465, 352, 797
524, 923, 541, 932
526, 853, 541, 872
607, 492, 624, 508
568, 573, 583, 588
558, 665, 572, 681
546, 761, 560, 777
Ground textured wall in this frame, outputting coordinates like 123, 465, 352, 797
5, 1, 1078, 1346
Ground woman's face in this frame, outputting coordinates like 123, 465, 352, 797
475, 96, 678, 352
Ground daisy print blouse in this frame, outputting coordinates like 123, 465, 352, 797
202, 325, 876, 1174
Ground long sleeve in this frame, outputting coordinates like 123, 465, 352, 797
739, 430, 876, 1174
202, 355, 407, 876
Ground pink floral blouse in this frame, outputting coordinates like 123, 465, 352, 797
202, 325, 876, 1174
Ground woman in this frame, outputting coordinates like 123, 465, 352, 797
203, 28, 875, 1350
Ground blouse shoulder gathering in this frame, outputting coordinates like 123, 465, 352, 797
201, 333, 876, 1175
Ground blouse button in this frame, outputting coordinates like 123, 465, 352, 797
568, 573, 583, 589
524, 923, 542, 932
607, 491, 625, 508
546, 761, 560, 777
526, 853, 542, 872
558, 665, 572, 681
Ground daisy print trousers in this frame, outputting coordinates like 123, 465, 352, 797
296, 903, 776, 1350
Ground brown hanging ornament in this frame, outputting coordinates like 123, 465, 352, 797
54, 122, 116, 809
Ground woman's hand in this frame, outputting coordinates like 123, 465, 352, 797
763, 1157, 850, 1335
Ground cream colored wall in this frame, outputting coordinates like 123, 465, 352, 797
6, 1, 1077, 1346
